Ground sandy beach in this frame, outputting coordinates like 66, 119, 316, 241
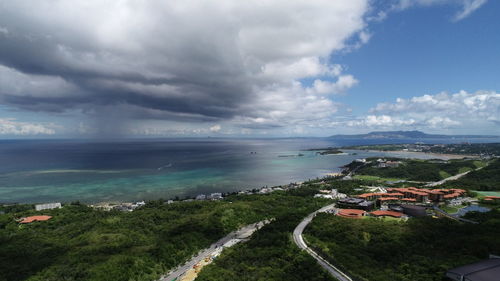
364, 149, 479, 160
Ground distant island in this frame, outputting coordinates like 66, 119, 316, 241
305, 147, 344, 155
329, 130, 499, 139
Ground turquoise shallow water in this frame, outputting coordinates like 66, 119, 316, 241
0, 138, 480, 203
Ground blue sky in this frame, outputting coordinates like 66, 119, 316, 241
336, 0, 500, 115
0, 0, 498, 137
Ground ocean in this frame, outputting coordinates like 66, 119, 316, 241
0, 137, 496, 203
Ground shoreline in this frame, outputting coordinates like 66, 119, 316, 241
358, 149, 479, 160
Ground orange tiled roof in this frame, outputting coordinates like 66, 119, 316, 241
378, 197, 399, 201
337, 209, 366, 219
384, 192, 404, 196
444, 193, 461, 199
357, 193, 374, 198
370, 210, 404, 218
20, 215, 52, 224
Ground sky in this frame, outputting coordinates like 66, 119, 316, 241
0, 0, 499, 138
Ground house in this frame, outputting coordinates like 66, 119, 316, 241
19, 215, 52, 224
377, 161, 401, 168
196, 194, 207, 200
35, 203, 61, 211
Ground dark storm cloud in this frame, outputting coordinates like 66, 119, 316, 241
0, 1, 368, 131
0, 29, 252, 121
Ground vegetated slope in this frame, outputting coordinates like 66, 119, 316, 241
196, 210, 335, 281
0, 192, 327, 281
354, 158, 481, 182
304, 211, 500, 281
440, 158, 500, 191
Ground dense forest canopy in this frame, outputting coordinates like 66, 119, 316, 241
0, 192, 329, 281
304, 211, 500, 281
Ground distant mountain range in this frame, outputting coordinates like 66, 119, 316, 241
328, 130, 499, 139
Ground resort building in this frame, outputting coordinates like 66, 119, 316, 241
336, 209, 366, 219
337, 197, 375, 211
401, 205, 427, 217
384, 187, 466, 203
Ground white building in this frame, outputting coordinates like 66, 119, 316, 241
196, 194, 207, 200
35, 202, 62, 211
210, 193, 223, 200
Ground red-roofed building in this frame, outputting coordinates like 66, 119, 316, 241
359, 187, 464, 204
337, 209, 366, 219
19, 215, 52, 224
370, 210, 404, 218
378, 197, 399, 201
444, 193, 461, 200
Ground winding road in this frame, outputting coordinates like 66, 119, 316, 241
160, 221, 267, 281
425, 165, 485, 187
292, 204, 353, 281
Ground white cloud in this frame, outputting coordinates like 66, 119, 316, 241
307, 75, 359, 95
345, 115, 416, 127
389, 0, 488, 21
209, 124, 221, 133
359, 90, 499, 132
0, 118, 57, 135
453, 0, 488, 21
371, 90, 500, 118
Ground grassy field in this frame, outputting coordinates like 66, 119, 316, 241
352, 158, 484, 182
440, 205, 463, 214
363, 216, 403, 222
474, 191, 500, 197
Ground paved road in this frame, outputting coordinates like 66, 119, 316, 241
425, 166, 484, 187
425, 170, 472, 187
293, 204, 353, 281
160, 221, 267, 281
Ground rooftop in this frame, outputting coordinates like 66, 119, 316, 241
20, 215, 52, 224
446, 258, 500, 281
370, 210, 404, 218
337, 209, 366, 219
